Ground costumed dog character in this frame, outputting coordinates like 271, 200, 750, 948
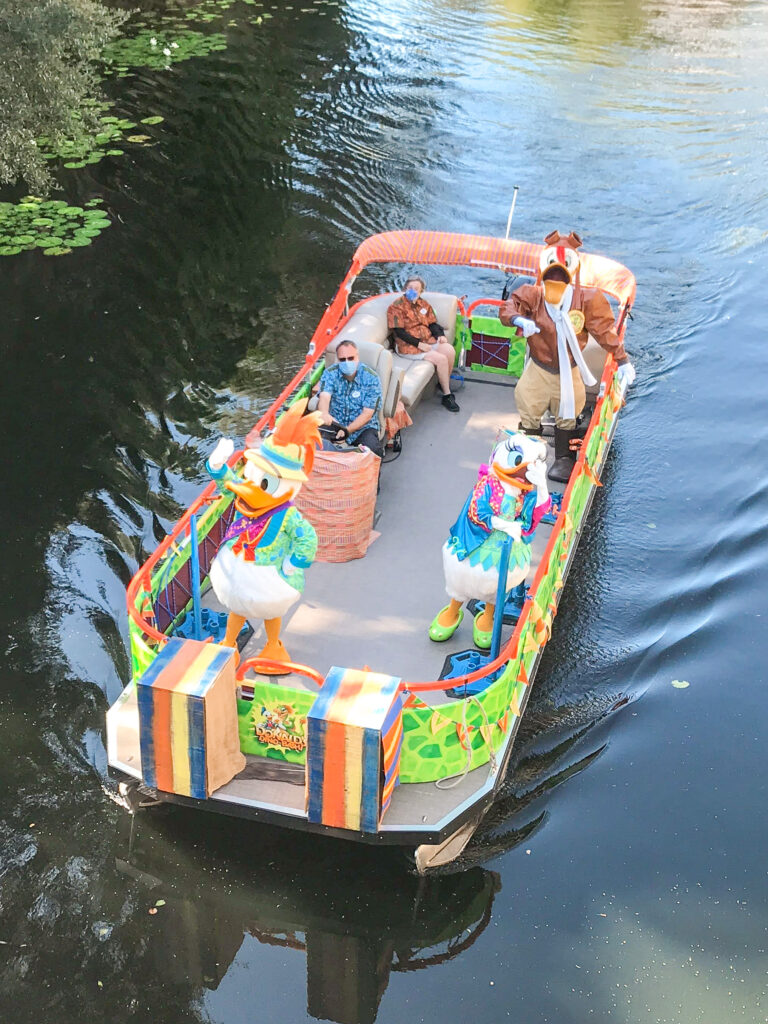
206, 399, 322, 671
429, 431, 551, 649
499, 230, 636, 483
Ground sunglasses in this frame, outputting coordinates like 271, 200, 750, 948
337, 355, 357, 362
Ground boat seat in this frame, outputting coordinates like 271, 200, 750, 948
328, 292, 459, 410
319, 338, 399, 439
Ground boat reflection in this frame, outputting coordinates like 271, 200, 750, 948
117, 811, 500, 1024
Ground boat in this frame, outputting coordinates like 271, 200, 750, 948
106, 229, 636, 871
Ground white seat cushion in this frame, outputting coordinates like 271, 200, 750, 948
327, 291, 459, 413
392, 356, 436, 409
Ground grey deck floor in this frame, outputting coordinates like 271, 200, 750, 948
233, 376, 554, 697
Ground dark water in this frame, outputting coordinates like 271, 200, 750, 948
2, 0, 768, 1020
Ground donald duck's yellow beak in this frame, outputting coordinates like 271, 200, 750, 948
225, 480, 293, 518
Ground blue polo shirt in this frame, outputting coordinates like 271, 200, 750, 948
318, 363, 382, 443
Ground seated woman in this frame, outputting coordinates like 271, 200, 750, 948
386, 277, 460, 412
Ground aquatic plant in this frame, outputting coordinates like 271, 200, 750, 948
0, 196, 111, 256
102, 28, 227, 77
37, 107, 161, 168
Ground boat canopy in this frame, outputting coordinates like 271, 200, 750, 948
350, 230, 636, 308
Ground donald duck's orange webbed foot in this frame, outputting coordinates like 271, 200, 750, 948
256, 618, 292, 675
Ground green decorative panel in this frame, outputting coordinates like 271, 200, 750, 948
237, 682, 317, 762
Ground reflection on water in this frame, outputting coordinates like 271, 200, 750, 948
2, 0, 768, 1020
119, 815, 499, 1024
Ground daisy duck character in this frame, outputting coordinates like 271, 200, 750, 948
429, 431, 551, 649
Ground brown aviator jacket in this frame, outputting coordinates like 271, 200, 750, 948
499, 284, 627, 371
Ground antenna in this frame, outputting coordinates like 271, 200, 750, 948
504, 186, 520, 241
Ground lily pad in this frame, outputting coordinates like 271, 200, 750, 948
42, 247, 73, 256
126, 135, 152, 143
0, 245, 22, 256
140, 116, 164, 125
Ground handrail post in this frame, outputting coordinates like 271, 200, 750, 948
189, 513, 203, 641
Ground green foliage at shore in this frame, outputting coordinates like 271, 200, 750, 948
0, 0, 127, 192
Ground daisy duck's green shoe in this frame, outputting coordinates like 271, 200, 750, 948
472, 612, 493, 650
428, 607, 464, 642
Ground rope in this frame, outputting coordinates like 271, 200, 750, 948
434, 695, 499, 789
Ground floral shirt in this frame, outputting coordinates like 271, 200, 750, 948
318, 363, 381, 442
387, 294, 442, 351
207, 463, 317, 592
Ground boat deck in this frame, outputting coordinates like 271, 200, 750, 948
109, 375, 561, 841
236, 374, 555, 692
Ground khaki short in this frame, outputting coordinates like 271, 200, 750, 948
515, 360, 586, 430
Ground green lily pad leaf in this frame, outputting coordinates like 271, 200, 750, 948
11, 235, 35, 244
63, 160, 87, 168
100, 116, 119, 124
84, 198, 104, 207
76, 228, 103, 238
42, 246, 72, 256
35, 236, 64, 247
106, 149, 124, 157
0, 245, 22, 256
140, 116, 164, 125
65, 207, 84, 216
31, 218, 54, 227
68, 236, 93, 247
127, 134, 152, 143
20, 196, 42, 204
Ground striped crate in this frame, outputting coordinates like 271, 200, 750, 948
137, 638, 245, 799
306, 666, 403, 833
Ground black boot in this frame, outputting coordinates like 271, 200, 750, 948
518, 422, 543, 435
549, 427, 579, 483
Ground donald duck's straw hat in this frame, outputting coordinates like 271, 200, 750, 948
242, 399, 322, 482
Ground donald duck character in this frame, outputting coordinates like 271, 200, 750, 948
206, 399, 322, 672
429, 431, 551, 649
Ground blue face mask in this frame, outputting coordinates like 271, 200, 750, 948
405, 287, 419, 301
339, 358, 358, 376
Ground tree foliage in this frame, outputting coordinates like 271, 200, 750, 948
0, 0, 127, 193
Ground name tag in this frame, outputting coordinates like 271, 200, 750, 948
352, 390, 361, 398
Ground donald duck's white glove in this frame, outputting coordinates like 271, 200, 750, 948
616, 362, 636, 387
512, 316, 540, 339
491, 517, 522, 542
282, 556, 296, 577
209, 437, 235, 471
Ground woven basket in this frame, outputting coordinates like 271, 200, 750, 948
295, 448, 379, 562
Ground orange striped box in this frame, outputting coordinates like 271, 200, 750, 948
306, 667, 402, 832
137, 638, 244, 798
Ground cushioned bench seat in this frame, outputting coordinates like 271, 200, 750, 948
326, 292, 459, 411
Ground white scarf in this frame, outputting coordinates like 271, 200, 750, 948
544, 284, 596, 420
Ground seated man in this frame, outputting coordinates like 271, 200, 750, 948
317, 339, 384, 459
386, 277, 460, 412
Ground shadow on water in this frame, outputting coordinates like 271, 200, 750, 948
1, 803, 499, 1024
